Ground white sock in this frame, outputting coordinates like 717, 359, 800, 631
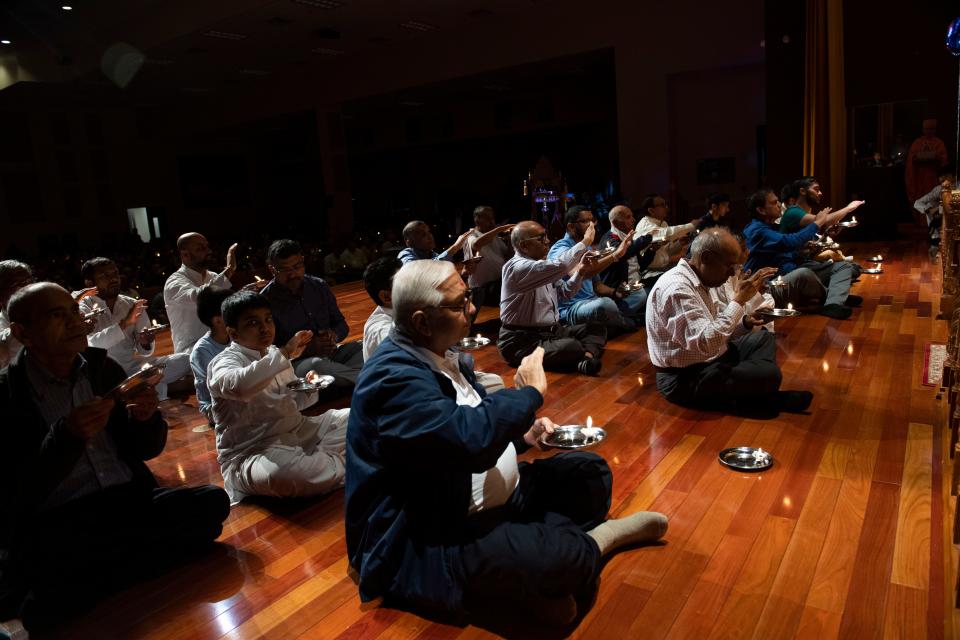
587, 511, 668, 556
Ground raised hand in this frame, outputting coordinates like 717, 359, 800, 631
281, 329, 314, 360
582, 221, 597, 248
225, 243, 239, 275
120, 299, 148, 329
73, 286, 99, 301
514, 347, 547, 396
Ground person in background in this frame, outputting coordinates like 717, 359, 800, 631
462, 206, 514, 314
398, 220, 474, 264
190, 285, 234, 424
0, 260, 33, 370
635, 194, 700, 286
906, 118, 949, 202
697, 193, 731, 231
914, 171, 956, 252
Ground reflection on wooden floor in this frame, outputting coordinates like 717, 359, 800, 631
40, 231, 954, 639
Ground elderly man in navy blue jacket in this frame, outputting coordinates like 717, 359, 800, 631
345, 260, 668, 626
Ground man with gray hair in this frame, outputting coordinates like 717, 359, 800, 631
346, 260, 668, 625
0, 260, 33, 369
498, 220, 607, 375
646, 228, 813, 414
398, 220, 475, 264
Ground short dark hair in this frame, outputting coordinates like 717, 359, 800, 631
779, 182, 797, 205
638, 193, 661, 213
221, 290, 271, 329
363, 256, 402, 306
473, 205, 494, 220
80, 257, 115, 282
0, 260, 33, 290
196, 285, 234, 327
793, 176, 818, 192
267, 239, 302, 265
564, 205, 592, 226
706, 192, 730, 209
746, 189, 775, 218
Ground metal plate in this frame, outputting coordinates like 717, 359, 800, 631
459, 336, 491, 350
866, 256, 884, 263
142, 323, 169, 334
838, 220, 858, 228
757, 307, 801, 318
83, 307, 107, 319
718, 447, 773, 471
595, 246, 617, 257
286, 375, 335, 392
618, 281, 645, 293
863, 267, 883, 274
540, 425, 607, 449
107, 362, 166, 399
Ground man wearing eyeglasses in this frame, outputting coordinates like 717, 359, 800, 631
261, 239, 364, 392
635, 194, 700, 285
499, 220, 608, 375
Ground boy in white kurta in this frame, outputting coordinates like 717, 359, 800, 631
207, 291, 348, 504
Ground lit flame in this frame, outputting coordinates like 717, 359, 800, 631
637, 376, 643, 386
586, 416, 593, 428
152, 319, 159, 327
787, 303, 793, 311
254, 275, 264, 282
846, 342, 853, 356
476, 333, 482, 340
822, 361, 830, 373
851, 216, 857, 223
878, 254, 882, 260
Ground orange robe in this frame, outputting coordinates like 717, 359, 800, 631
906, 134, 948, 201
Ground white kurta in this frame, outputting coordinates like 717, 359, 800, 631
635, 216, 696, 272
362, 305, 394, 361
207, 342, 348, 504
163, 265, 232, 354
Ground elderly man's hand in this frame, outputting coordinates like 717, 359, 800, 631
743, 312, 772, 328
524, 416, 558, 450
514, 347, 547, 396
582, 221, 597, 247
282, 329, 314, 360
73, 286, 98, 302
65, 397, 115, 440
126, 385, 160, 422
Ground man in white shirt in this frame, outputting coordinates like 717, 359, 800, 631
79, 258, 191, 400
0, 260, 33, 370
207, 290, 348, 505
634, 194, 699, 283
646, 228, 813, 414
462, 206, 514, 312
163, 233, 237, 354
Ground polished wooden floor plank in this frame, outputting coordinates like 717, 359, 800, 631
793, 605, 842, 640
883, 583, 929, 640
891, 423, 933, 589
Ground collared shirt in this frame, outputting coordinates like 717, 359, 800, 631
547, 233, 600, 321
463, 230, 511, 288
207, 342, 320, 501
163, 265, 232, 354
362, 305, 394, 361
190, 331, 229, 418
635, 216, 696, 272
397, 246, 452, 264
80, 294, 154, 374
0, 309, 22, 370
645, 259, 750, 368
500, 241, 587, 327
415, 342, 519, 514
262, 275, 349, 346
742, 218, 820, 275
24, 352, 133, 510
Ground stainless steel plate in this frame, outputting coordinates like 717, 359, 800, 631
286, 375, 335, 392
459, 336, 491, 350
83, 307, 107, 319
866, 256, 884, 263
838, 220, 858, 228
619, 281, 645, 293
757, 307, 801, 318
863, 268, 883, 274
540, 425, 607, 449
718, 447, 773, 471
107, 362, 167, 399
596, 246, 617, 257
142, 323, 169, 334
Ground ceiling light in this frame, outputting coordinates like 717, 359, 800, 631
312, 47, 344, 56
291, 0, 344, 8
61, 5, 73, 10
0, 40, 10, 45
400, 20, 437, 32
202, 30, 248, 41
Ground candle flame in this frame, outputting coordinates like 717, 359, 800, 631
254, 275, 264, 282
152, 319, 159, 327
476, 333, 482, 339
787, 303, 793, 311
822, 361, 830, 373
851, 216, 857, 223
586, 416, 593, 428
637, 376, 643, 386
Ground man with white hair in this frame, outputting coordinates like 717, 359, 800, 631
646, 227, 813, 414
164, 232, 237, 353
498, 220, 607, 375
346, 260, 668, 625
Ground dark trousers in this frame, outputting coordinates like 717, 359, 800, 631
498, 323, 607, 370
294, 339, 364, 387
5, 482, 230, 630
655, 329, 782, 409
470, 280, 502, 309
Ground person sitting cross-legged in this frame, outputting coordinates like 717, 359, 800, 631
398, 220, 475, 264
207, 291, 349, 504
646, 228, 814, 415
0, 260, 34, 369
598, 204, 663, 322
190, 285, 234, 425
346, 260, 668, 626
0, 282, 229, 632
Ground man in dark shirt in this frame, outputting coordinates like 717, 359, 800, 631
262, 239, 364, 389
697, 192, 731, 231
0, 283, 229, 632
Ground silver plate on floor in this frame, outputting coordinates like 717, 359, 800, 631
863, 267, 883, 274
540, 425, 607, 449
718, 447, 773, 471
286, 375, 335, 392
757, 307, 800, 318
459, 336, 491, 350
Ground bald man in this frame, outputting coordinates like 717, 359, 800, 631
499, 221, 607, 375
0, 283, 229, 631
163, 233, 237, 353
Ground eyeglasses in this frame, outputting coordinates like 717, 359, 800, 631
574, 218, 595, 225
522, 233, 550, 245
434, 289, 473, 314
272, 260, 305, 275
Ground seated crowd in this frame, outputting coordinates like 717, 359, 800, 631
0, 176, 869, 632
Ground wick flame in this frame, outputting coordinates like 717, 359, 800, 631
586, 416, 593, 428
152, 319, 159, 327
637, 376, 643, 386
787, 302, 793, 311
254, 275, 264, 282
476, 333, 482, 339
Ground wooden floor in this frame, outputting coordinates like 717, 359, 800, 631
39, 229, 957, 639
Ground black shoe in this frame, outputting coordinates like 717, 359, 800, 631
577, 357, 602, 376
777, 390, 813, 413
845, 295, 863, 307
820, 304, 852, 319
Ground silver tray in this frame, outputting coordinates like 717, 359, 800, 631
618, 281, 644, 293
459, 336, 491, 350
287, 375, 335, 392
83, 307, 107, 320
757, 307, 800, 318
863, 267, 883, 274
107, 362, 166, 399
540, 425, 607, 449
718, 447, 772, 471
866, 256, 884, 263
837, 220, 858, 228
595, 246, 617, 258
141, 323, 169, 334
